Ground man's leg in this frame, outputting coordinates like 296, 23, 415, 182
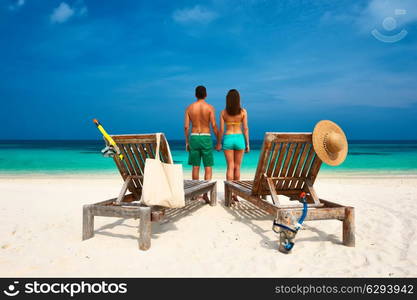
188, 137, 201, 180
200, 166, 212, 203
192, 166, 200, 180
191, 165, 200, 200
201, 138, 214, 203
204, 166, 212, 180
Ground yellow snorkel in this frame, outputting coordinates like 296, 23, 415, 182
93, 119, 124, 160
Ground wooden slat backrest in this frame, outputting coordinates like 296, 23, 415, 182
110, 133, 173, 199
252, 133, 322, 196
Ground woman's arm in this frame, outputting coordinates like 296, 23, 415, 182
242, 109, 250, 152
216, 110, 224, 151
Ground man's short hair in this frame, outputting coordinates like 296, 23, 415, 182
195, 85, 207, 99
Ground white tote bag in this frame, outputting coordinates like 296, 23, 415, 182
141, 133, 185, 208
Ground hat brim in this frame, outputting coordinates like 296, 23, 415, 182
312, 120, 348, 166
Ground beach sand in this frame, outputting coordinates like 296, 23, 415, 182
0, 174, 416, 277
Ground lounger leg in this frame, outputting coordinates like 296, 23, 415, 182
139, 206, 151, 251
82, 205, 94, 240
343, 207, 355, 247
224, 183, 232, 207
210, 182, 217, 206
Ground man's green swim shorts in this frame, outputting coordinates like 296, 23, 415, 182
188, 134, 214, 167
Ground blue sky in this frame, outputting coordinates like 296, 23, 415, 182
1, 0, 417, 140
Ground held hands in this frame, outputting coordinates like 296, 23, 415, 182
245, 145, 250, 153
186, 143, 190, 152
215, 143, 222, 151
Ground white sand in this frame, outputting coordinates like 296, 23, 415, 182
0, 174, 416, 277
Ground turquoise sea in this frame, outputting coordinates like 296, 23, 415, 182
0, 140, 417, 176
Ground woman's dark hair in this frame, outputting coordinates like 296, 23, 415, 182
195, 85, 207, 99
226, 89, 241, 116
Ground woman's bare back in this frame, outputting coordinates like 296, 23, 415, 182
222, 109, 245, 134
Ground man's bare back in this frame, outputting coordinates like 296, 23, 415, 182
186, 100, 215, 134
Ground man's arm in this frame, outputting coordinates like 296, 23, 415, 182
209, 106, 219, 147
184, 108, 190, 151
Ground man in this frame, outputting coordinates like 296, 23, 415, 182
184, 85, 219, 201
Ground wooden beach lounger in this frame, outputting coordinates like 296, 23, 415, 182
224, 132, 355, 248
82, 133, 217, 250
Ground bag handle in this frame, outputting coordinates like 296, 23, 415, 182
154, 133, 173, 163
165, 136, 173, 164
155, 133, 161, 161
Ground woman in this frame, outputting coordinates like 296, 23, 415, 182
216, 89, 249, 191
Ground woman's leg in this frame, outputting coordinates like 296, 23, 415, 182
233, 150, 245, 180
224, 150, 238, 202
224, 150, 235, 181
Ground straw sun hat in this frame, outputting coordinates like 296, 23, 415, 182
312, 120, 348, 166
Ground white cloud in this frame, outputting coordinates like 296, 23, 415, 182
50, 1, 88, 24
50, 3, 74, 24
172, 5, 218, 24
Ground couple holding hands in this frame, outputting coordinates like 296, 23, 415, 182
184, 85, 250, 201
